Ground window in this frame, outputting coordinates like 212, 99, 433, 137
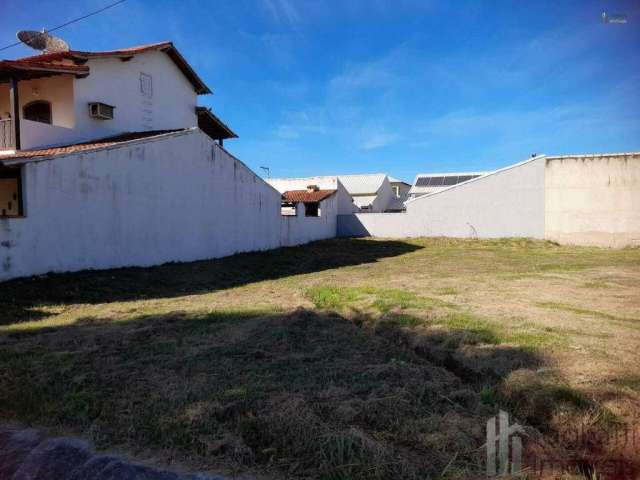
23, 101, 52, 124
0, 168, 23, 217
304, 202, 320, 217
140, 73, 153, 98
393, 185, 400, 198
281, 202, 297, 216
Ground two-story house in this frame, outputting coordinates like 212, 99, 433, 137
0, 41, 236, 153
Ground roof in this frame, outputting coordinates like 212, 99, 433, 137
352, 195, 378, 208
282, 189, 337, 203
0, 129, 185, 165
337, 173, 387, 195
15, 41, 210, 94
196, 107, 237, 141
0, 59, 89, 82
388, 176, 410, 185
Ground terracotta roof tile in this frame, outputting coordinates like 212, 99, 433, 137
282, 189, 337, 203
0, 59, 89, 79
0, 130, 184, 163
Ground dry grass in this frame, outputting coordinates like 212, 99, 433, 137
0, 238, 639, 479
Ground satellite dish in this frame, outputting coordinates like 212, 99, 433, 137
17, 30, 70, 53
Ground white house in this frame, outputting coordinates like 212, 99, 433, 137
337, 173, 395, 212
387, 176, 411, 211
0, 41, 236, 152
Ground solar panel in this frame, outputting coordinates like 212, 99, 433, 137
443, 176, 458, 186
415, 174, 483, 188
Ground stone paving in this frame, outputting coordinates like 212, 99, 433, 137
0, 426, 230, 480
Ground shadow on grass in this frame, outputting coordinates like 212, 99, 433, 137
0, 238, 421, 325
1, 307, 548, 479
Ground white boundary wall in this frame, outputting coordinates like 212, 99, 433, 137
339, 156, 546, 239
0, 129, 338, 281
545, 153, 640, 247
280, 195, 338, 247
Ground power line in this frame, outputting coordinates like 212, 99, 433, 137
0, 0, 127, 53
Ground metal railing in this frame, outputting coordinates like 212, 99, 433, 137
0, 119, 14, 150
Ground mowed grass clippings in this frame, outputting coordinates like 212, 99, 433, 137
1, 237, 639, 479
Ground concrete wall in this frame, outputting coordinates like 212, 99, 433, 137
338, 212, 411, 237
545, 153, 640, 247
73, 52, 198, 141
0, 129, 283, 281
280, 194, 338, 247
339, 156, 546, 239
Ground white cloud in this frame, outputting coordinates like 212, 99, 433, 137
262, 0, 302, 29
360, 131, 400, 150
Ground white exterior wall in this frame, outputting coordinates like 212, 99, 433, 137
1, 50, 198, 150
391, 182, 410, 202
280, 194, 338, 247
372, 177, 395, 212
72, 52, 197, 141
545, 153, 640, 247
0, 129, 282, 281
338, 156, 546, 238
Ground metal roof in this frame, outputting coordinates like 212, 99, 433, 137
337, 173, 387, 195
351, 195, 378, 208
388, 176, 410, 185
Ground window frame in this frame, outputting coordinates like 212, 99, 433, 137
23, 100, 52, 125
0, 167, 24, 218
304, 202, 320, 217
280, 201, 297, 216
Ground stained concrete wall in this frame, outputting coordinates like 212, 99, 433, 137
0, 129, 285, 281
545, 153, 640, 247
338, 156, 546, 239
280, 194, 338, 247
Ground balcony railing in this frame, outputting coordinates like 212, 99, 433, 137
0, 119, 14, 150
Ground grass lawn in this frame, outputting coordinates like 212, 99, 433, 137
1, 238, 639, 479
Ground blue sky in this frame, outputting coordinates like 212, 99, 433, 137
2, 0, 639, 181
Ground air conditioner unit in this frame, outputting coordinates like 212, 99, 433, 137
88, 102, 115, 120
